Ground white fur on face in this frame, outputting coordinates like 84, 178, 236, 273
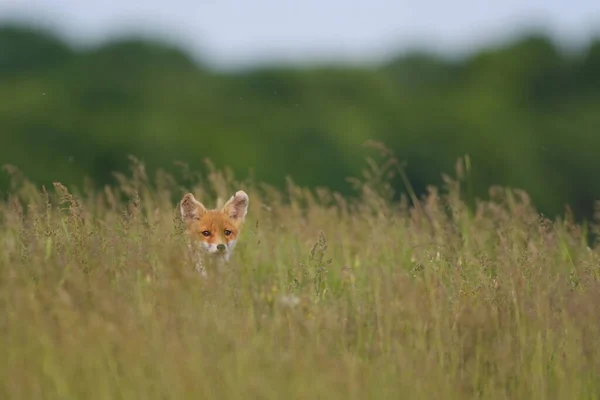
192, 239, 237, 262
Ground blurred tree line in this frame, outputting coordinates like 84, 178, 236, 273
1, 24, 599, 219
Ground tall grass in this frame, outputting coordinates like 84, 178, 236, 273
1, 147, 600, 400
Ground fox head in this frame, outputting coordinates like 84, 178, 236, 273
180, 190, 249, 264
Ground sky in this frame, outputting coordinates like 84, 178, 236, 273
0, 0, 599, 69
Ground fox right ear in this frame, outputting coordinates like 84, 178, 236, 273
222, 190, 249, 222
180, 193, 207, 224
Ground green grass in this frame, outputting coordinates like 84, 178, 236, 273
1, 151, 600, 400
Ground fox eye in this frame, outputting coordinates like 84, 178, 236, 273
201, 231, 211, 237
224, 230, 232, 236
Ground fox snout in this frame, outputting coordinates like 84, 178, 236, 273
198, 240, 234, 260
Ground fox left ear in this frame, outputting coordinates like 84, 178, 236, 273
180, 193, 207, 224
222, 190, 249, 222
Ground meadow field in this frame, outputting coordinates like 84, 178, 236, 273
2, 146, 600, 399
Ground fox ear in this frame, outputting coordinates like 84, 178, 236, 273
222, 190, 249, 222
180, 193, 207, 224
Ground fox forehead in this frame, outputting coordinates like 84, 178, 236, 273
193, 211, 240, 232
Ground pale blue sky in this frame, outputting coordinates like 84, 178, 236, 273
1, 0, 599, 68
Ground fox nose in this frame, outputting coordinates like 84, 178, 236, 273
217, 244, 226, 252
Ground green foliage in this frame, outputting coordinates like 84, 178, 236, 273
1, 24, 600, 220
0, 25, 74, 74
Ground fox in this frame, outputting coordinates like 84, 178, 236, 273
179, 190, 249, 276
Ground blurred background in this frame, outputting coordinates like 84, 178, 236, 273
1, 0, 599, 219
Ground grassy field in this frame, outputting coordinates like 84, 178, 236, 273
1, 147, 600, 400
